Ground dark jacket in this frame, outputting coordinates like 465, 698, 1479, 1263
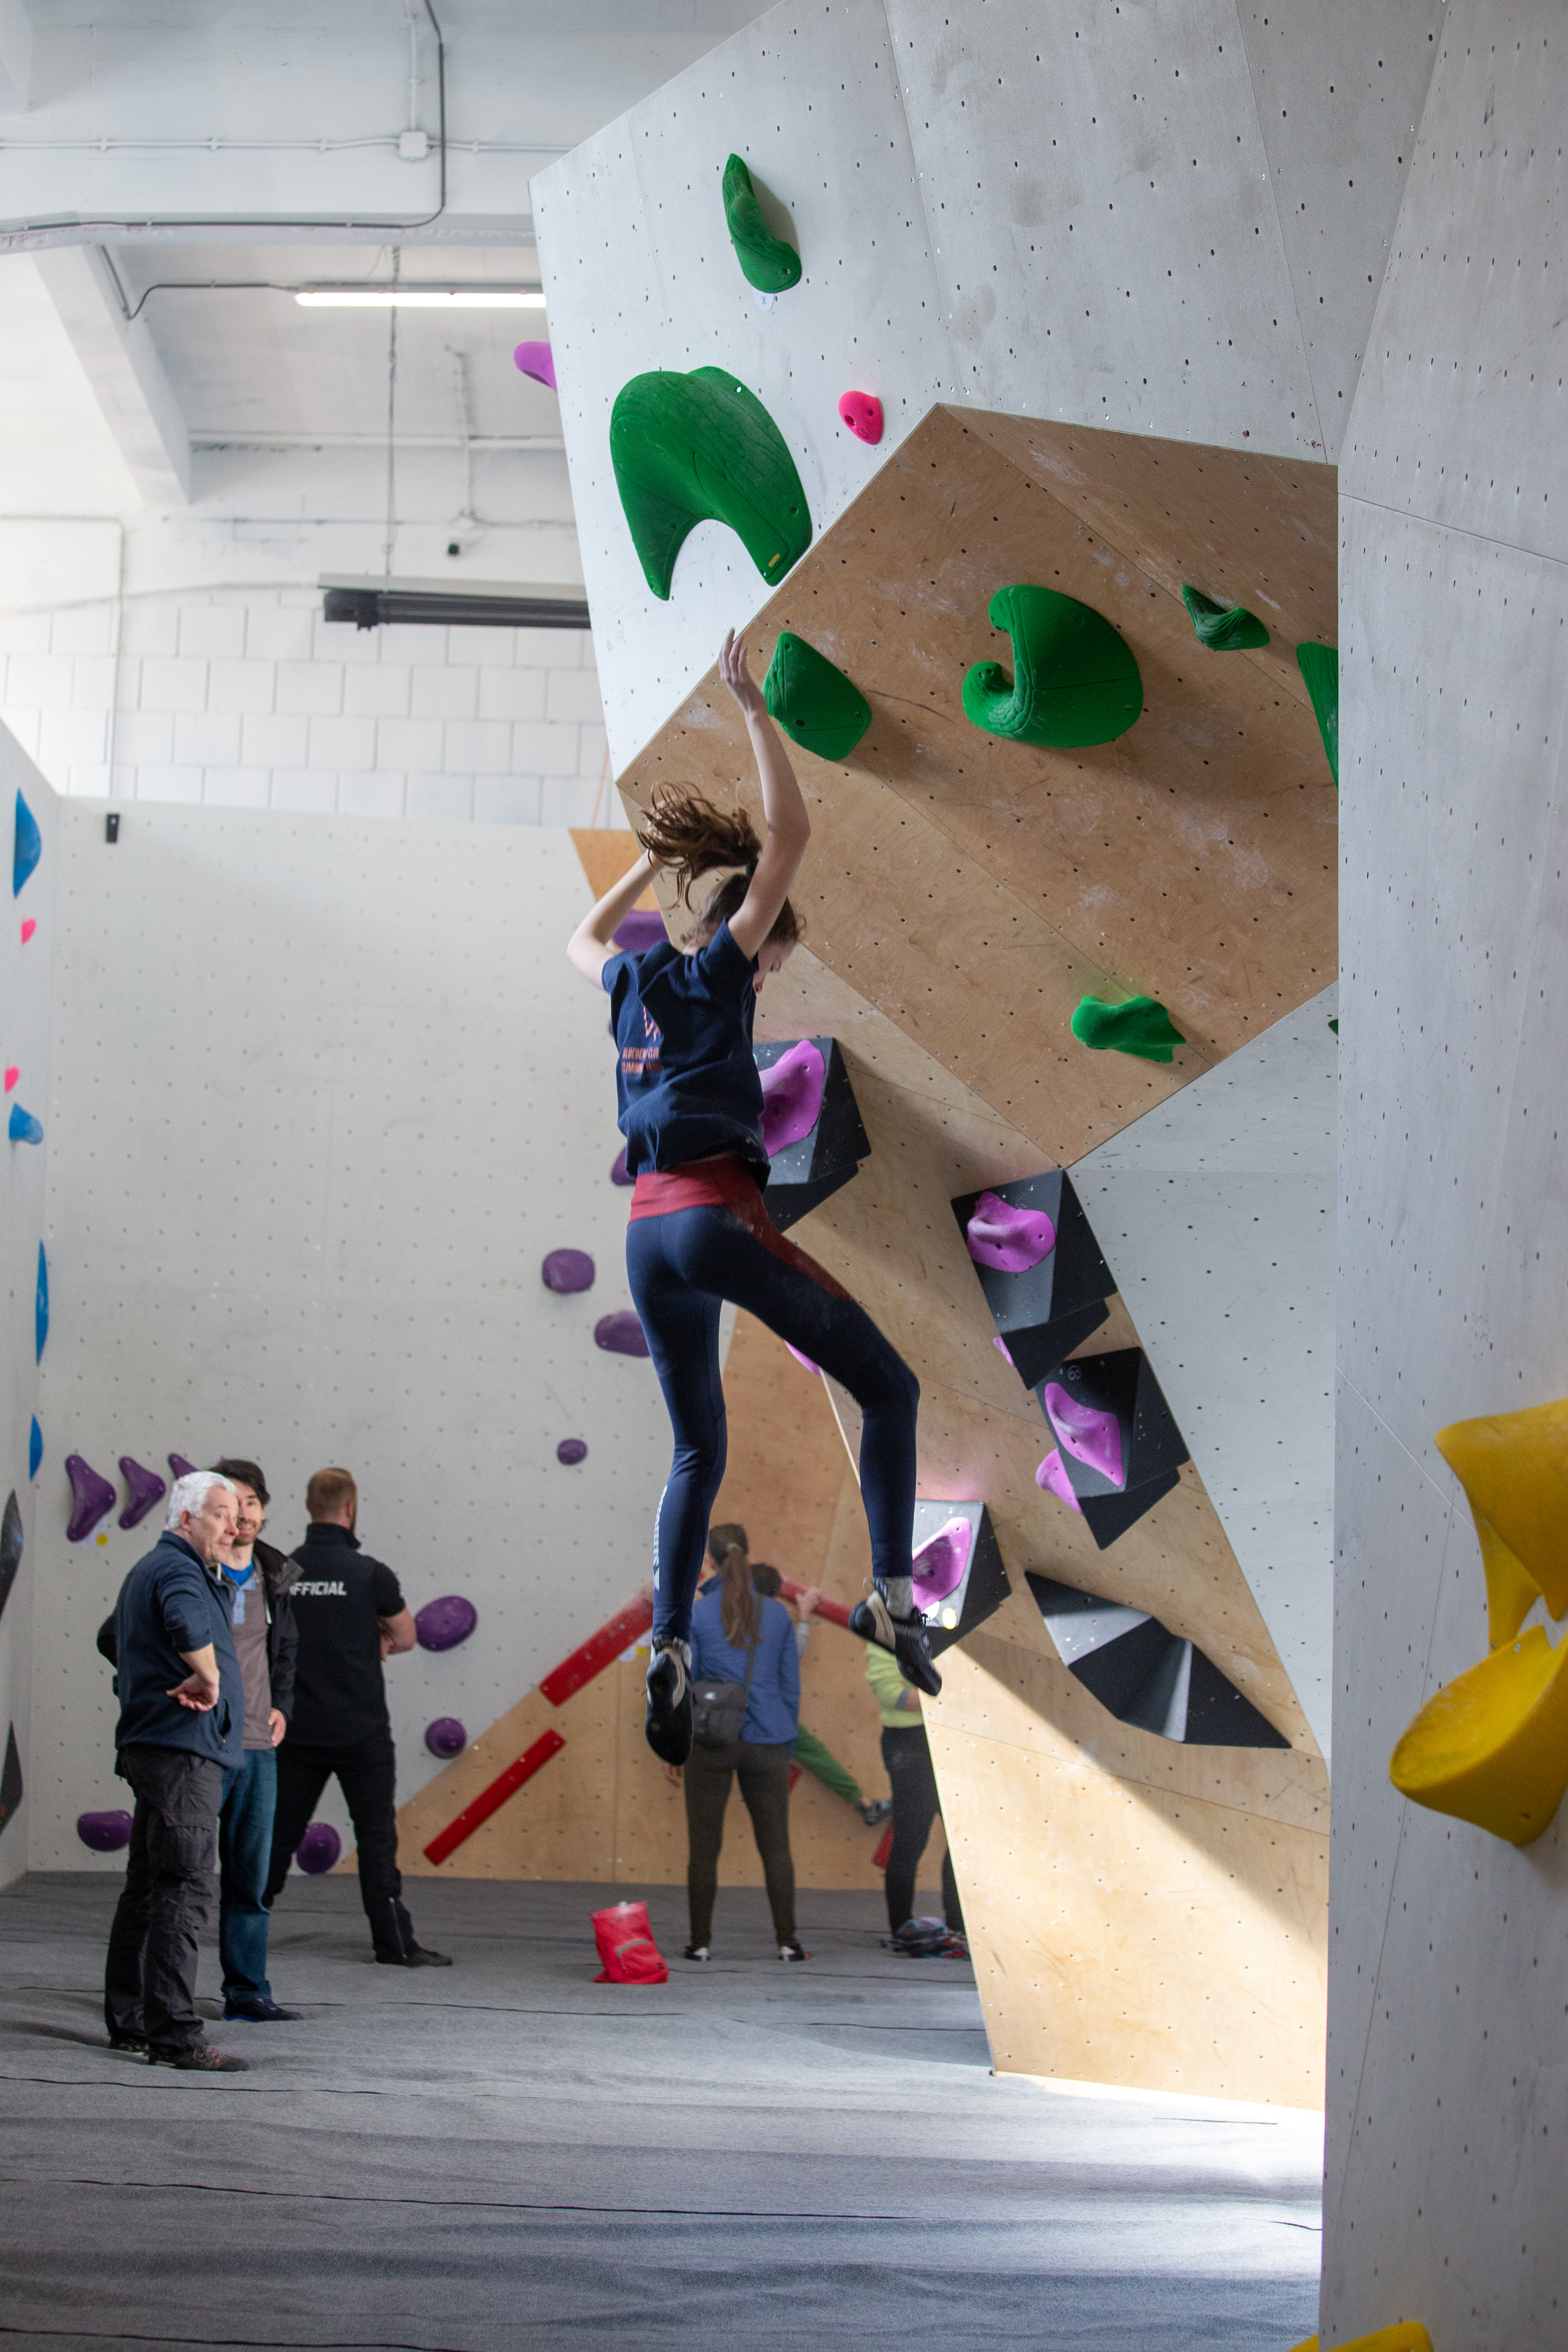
107, 1531, 244, 1764
98, 1536, 299, 1727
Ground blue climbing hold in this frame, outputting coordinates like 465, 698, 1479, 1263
12, 791, 40, 897
28, 1419, 41, 1480
34, 1245, 47, 1365
9, 1104, 42, 1146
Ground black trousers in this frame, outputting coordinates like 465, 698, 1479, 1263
103, 1745, 224, 2055
264, 1726, 415, 1959
683, 1738, 796, 1948
882, 1724, 963, 1935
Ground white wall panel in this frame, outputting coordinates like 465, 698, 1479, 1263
1073, 987, 1337, 1755
532, 0, 958, 765
0, 726, 56, 1887
28, 804, 671, 1868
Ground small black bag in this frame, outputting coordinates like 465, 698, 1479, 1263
692, 1608, 761, 1747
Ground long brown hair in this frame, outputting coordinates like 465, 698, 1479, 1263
637, 785, 800, 949
716, 1541, 761, 1648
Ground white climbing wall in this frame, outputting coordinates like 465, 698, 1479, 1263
1326, 8, 1568, 2345
533, 0, 1443, 763
1072, 985, 1338, 1758
0, 727, 56, 1886
26, 802, 673, 1869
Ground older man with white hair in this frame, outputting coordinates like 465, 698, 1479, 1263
101, 1470, 250, 2072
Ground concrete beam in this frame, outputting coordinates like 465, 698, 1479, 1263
0, 0, 31, 115
30, 245, 190, 505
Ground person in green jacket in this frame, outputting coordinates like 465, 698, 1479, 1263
748, 1561, 890, 1826
864, 1642, 966, 1956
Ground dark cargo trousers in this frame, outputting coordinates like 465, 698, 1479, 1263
264, 1727, 417, 1961
103, 1744, 224, 2057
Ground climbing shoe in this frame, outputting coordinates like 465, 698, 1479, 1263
847, 1591, 942, 1697
857, 1797, 892, 1828
645, 1637, 694, 1764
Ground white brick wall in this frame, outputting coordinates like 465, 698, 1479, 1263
0, 587, 621, 827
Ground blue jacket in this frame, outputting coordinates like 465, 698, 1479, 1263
113, 1530, 243, 1764
689, 1586, 799, 1746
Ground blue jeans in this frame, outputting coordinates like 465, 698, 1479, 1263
219, 1746, 278, 2000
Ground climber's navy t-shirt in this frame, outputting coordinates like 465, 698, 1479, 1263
602, 919, 768, 1182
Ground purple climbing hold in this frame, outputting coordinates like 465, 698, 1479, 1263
594, 1310, 650, 1358
613, 910, 667, 953
513, 339, 557, 392
966, 1189, 1057, 1274
296, 1822, 341, 1875
77, 1809, 133, 1853
556, 1438, 588, 1465
785, 1341, 822, 1377
118, 1456, 167, 1531
65, 1454, 117, 1543
912, 1516, 974, 1614
542, 1248, 596, 1295
1044, 1383, 1125, 1490
425, 1716, 469, 1759
416, 1593, 478, 1652
610, 1146, 634, 1186
1035, 1448, 1084, 1513
760, 1038, 827, 1156
168, 1452, 198, 1481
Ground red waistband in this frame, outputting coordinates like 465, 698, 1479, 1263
628, 1155, 763, 1221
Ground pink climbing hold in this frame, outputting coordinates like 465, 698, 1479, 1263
912, 1516, 974, 1613
1034, 1448, 1084, 1513
65, 1454, 117, 1544
20, 919, 35, 943
785, 1341, 822, 1377
992, 1336, 1016, 1369
513, 340, 557, 392
118, 1456, 167, 1531
760, 1039, 827, 1155
1044, 1384, 1125, 1490
838, 390, 884, 445
966, 1190, 1057, 1274
3, 1068, 16, 1092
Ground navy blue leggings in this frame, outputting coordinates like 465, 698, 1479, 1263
625, 1197, 919, 1643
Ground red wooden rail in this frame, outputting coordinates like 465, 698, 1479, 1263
540, 1595, 655, 1706
774, 1572, 851, 1630
423, 1728, 566, 1867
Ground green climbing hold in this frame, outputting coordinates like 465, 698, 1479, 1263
1180, 584, 1271, 652
1071, 995, 1185, 1065
1329, 1019, 1339, 1035
610, 368, 812, 601
721, 154, 802, 294
1296, 642, 1339, 787
763, 631, 871, 762
962, 585, 1142, 749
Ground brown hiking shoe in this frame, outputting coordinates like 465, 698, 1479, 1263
148, 2040, 249, 2073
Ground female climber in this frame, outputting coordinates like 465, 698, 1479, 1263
566, 627, 940, 1764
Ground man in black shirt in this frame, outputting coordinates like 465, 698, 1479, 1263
263, 1467, 451, 1967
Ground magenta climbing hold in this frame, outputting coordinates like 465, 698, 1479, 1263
65, 1455, 117, 1543
613, 910, 666, 952
966, 1190, 1057, 1274
595, 1310, 650, 1358
785, 1341, 822, 1377
760, 1038, 827, 1156
20, 918, 35, 943
838, 390, 883, 445
513, 340, 557, 392
296, 1822, 341, 1875
3, 1067, 15, 1091
425, 1717, 468, 1759
912, 1516, 974, 1613
542, 1248, 596, 1294
610, 1146, 634, 1186
168, 1452, 197, 1481
77, 1809, 133, 1852
1044, 1383, 1126, 1490
118, 1457, 167, 1531
1035, 1449, 1084, 1513
416, 1595, 478, 1653
993, 1336, 1017, 1369
557, 1438, 588, 1465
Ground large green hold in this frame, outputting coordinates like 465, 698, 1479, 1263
1071, 995, 1185, 1065
962, 585, 1142, 748
610, 368, 812, 601
763, 631, 871, 761
1180, 583, 1271, 652
721, 153, 802, 293
1296, 642, 1339, 786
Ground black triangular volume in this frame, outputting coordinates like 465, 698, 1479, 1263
0, 1725, 21, 1833
0, 1492, 21, 1629
951, 1171, 1115, 1357
928, 1506, 1010, 1659
1004, 1299, 1112, 1391
765, 1161, 859, 1234
1067, 1615, 1177, 1720
1034, 1346, 1190, 1514
756, 1035, 870, 1190
1079, 1467, 1182, 1550
1183, 1645, 1291, 1749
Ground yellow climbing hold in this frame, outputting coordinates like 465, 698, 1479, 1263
1390, 1626, 1568, 1844
1287, 2328, 1432, 2352
1434, 1396, 1568, 1642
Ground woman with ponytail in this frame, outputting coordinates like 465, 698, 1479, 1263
567, 629, 939, 1768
